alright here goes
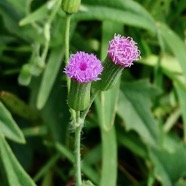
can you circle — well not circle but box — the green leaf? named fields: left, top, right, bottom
left=0, top=134, right=36, bottom=186
left=0, top=101, right=25, bottom=143
left=118, top=80, right=160, bottom=146
left=37, top=47, right=64, bottom=109
left=0, top=91, right=39, bottom=121
left=99, top=83, right=120, bottom=130
left=175, top=182, right=186, bottom=186
left=149, top=145, right=186, bottom=186
left=19, top=3, right=48, bottom=26
left=175, top=83, right=186, bottom=139
left=83, top=0, right=155, bottom=24
left=142, top=54, right=182, bottom=74
left=141, top=54, right=186, bottom=93
left=7, top=0, right=26, bottom=14
left=158, top=23, right=186, bottom=81
left=74, top=6, right=154, bottom=32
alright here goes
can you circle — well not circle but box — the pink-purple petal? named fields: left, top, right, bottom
left=64, top=51, right=103, bottom=83
left=108, top=34, right=141, bottom=67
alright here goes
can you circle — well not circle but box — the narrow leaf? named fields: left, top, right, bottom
left=0, top=101, right=25, bottom=143
left=0, top=134, right=36, bottom=186
left=37, top=47, right=64, bottom=109
left=174, top=83, right=186, bottom=139
left=0, top=91, right=39, bottom=121
left=19, top=4, right=48, bottom=26
left=158, top=23, right=186, bottom=81
left=74, top=5, right=156, bottom=32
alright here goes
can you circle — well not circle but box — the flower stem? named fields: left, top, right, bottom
left=64, top=13, right=76, bottom=124
left=65, top=13, right=71, bottom=92
left=75, top=111, right=82, bottom=186
left=73, top=90, right=100, bottom=186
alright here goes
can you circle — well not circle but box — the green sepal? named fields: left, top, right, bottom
left=62, top=0, right=81, bottom=14
left=93, top=56, right=124, bottom=91
left=68, top=79, right=90, bottom=111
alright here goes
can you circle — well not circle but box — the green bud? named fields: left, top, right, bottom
left=18, top=64, right=32, bottom=86
left=93, top=56, right=124, bottom=91
left=62, top=0, right=81, bottom=14
left=68, top=79, right=90, bottom=111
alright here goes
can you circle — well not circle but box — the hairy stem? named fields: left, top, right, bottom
left=75, top=111, right=82, bottom=186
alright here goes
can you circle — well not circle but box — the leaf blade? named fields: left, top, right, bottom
left=0, top=134, right=36, bottom=186
left=0, top=101, right=25, bottom=143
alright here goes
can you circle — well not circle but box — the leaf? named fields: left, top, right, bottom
left=0, top=91, right=39, bottom=121
left=74, top=6, right=155, bottom=32
left=0, top=0, right=41, bottom=41
left=84, top=0, right=154, bottom=19
left=174, top=83, right=186, bottom=139
left=149, top=145, right=186, bottom=186
left=118, top=80, right=160, bottom=146
left=0, top=101, right=25, bottom=143
left=7, top=0, right=26, bottom=14
left=141, top=54, right=186, bottom=93
left=99, top=83, right=120, bottom=130
left=19, top=3, right=48, bottom=26
left=37, top=46, right=64, bottom=109
left=142, top=54, right=182, bottom=74
left=157, top=23, right=186, bottom=81
left=0, top=134, right=36, bottom=186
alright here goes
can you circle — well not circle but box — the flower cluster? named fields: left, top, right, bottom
left=64, top=34, right=141, bottom=110
left=108, top=34, right=141, bottom=67
left=64, top=51, right=103, bottom=83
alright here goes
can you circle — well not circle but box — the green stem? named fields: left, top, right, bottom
left=75, top=111, right=82, bottom=186
left=65, top=13, right=71, bottom=92
left=64, top=13, right=76, bottom=124
left=73, top=90, right=100, bottom=186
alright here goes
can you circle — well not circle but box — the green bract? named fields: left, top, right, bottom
left=93, top=56, right=124, bottom=91
left=68, top=79, right=91, bottom=111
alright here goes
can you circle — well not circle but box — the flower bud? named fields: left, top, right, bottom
left=93, top=34, right=141, bottom=91
left=62, top=0, right=81, bottom=14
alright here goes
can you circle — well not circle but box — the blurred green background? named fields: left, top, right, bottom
left=0, top=0, right=186, bottom=185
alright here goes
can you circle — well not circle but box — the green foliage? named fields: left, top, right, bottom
left=0, top=101, right=25, bottom=143
left=1, top=0, right=186, bottom=185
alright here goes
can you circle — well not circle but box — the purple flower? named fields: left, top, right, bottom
left=108, top=34, right=141, bottom=67
left=64, top=51, right=103, bottom=83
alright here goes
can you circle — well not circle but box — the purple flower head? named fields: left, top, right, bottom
left=108, top=34, right=141, bottom=67
left=64, top=51, right=103, bottom=83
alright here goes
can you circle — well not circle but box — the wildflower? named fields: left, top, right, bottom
left=108, top=34, right=140, bottom=67
left=65, top=51, right=103, bottom=83
left=93, top=34, right=141, bottom=91
left=64, top=51, right=103, bottom=110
